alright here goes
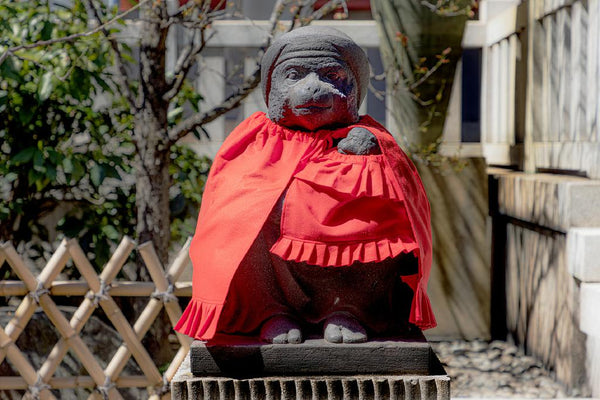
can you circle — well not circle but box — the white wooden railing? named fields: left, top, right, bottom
left=476, top=0, right=600, bottom=178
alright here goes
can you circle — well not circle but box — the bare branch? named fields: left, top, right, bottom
left=167, top=0, right=346, bottom=144
left=163, top=30, right=211, bottom=102
left=168, top=0, right=290, bottom=143
left=169, top=68, right=261, bottom=143
left=83, top=0, right=138, bottom=110
left=0, top=0, right=149, bottom=67
left=307, top=0, right=348, bottom=23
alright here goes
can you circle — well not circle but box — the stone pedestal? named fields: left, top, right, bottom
left=171, top=334, right=450, bottom=400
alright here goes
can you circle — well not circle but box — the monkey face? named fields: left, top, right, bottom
left=267, top=57, right=360, bottom=131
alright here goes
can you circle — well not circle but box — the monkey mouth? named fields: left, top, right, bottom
left=295, top=104, right=332, bottom=112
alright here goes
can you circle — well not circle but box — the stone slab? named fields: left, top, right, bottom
left=494, top=172, right=600, bottom=231
left=580, top=283, right=600, bottom=337
left=190, top=334, right=435, bottom=378
left=173, top=352, right=450, bottom=400
left=567, top=228, right=600, bottom=282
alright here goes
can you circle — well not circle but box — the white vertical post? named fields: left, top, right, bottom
left=490, top=43, right=500, bottom=143
left=556, top=9, right=569, bottom=142
left=441, top=59, right=462, bottom=144
left=545, top=17, right=555, bottom=143
left=595, top=0, right=600, bottom=142
left=499, top=39, right=509, bottom=145
left=508, top=35, right=518, bottom=146
left=480, top=45, right=489, bottom=145
left=196, top=49, right=226, bottom=144
left=243, top=56, right=266, bottom=118
left=570, top=2, right=583, bottom=142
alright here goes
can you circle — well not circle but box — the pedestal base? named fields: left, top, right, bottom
left=171, top=334, right=450, bottom=400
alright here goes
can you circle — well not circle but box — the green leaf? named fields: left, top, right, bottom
left=71, top=160, right=85, bottom=182
left=90, top=163, right=106, bottom=187
left=38, top=71, right=54, bottom=101
left=33, top=149, right=45, bottom=172
left=62, top=157, right=74, bottom=174
left=101, top=225, right=120, bottom=241
left=4, top=172, right=18, bottom=182
left=167, top=107, right=184, bottom=123
left=40, top=21, right=54, bottom=41
left=46, top=164, right=57, bottom=181
left=12, top=147, right=35, bottom=164
left=0, top=55, right=21, bottom=82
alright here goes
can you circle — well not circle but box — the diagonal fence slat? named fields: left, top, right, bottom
left=68, top=240, right=164, bottom=386
left=0, top=242, right=53, bottom=367
left=105, top=239, right=193, bottom=399
left=0, top=328, right=56, bottom=400
left=1, top=242, right=125, bottom=400
left=37, top=238, right=135, bottom=385
left=139, top=240, right=193, bottom=347
left=0, top=238, right=194, bottom=399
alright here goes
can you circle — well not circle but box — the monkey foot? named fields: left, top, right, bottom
left=260, top=315, right=303, bottom=344
left=324, top=313, right=368, bottom=344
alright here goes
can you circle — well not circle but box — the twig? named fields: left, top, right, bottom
left=84, top=0, right=139, bottom=110
left=0, top=0, right=150, bottom=67
left=167, top=0, right=346, bottom=143
left=167, top=0, right=289, bottom=143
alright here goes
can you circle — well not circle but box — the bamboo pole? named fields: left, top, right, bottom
left=0, top=244, right=43, bottom=366
left=67, top=240, right=163, bottom=386
left=37, top=239, right=71, bottom=290
left=2, top=242, right=125, bottom=400
left=104, top=240, right=193, bottom=390
left=0, top=375, right=155, bottom=390
left=0, top=237, right=195, bottom=397
left=0, top=295, right=37, bottom=366
left=0, top=248, right=6, bottom=269
left=0, top=329, right=56, bottom=400
left=139, top=242, right=193, bottom=347
left=0, top=281, right=192, bottom=297
left=37, top=238, right=137, bottom=396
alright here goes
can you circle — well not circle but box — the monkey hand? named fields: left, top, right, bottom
left=337, top=127, right=381, bottom=155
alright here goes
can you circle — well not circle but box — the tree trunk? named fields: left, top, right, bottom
left=134, top=3, right=171, bottom=268
left=371, top=0, right=469, bottom=148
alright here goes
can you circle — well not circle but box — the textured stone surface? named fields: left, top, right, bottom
left=496, top=172, right=600, bottom=231
left=173, top=352, right=450, bottom=400
left=580, top=283, right=600, bottom=336
left=567, top=228, right=600, bottom=282
left=585, top=334, right=600, bottom=397
left=190, top=335, right=433, bottom=377
left=416, top=158, right=490, bottom=340
left=505, top=223, right=589, bottom=394
left=432, top=340, right=576, bottom=397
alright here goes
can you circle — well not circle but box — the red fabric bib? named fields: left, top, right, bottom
left=174, top=112, right=436, bottom=340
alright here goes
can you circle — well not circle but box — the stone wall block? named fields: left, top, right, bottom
left=496, top=172, right=600, bottom=231
left=567, top=228, right=600, bottom=281
left=580, top=283, right=600, bottom=336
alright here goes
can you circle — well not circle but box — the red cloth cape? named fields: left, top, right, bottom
left=174, top=112, right=436, bottom=340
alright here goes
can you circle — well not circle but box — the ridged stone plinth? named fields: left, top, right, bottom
left=171, top=335, right=450, bottom=400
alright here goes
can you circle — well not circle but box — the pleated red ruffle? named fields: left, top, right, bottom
left=173, top=298, right=224, bottom=341
left=294, top=152, right=401, bottom=199
left=270, top=236, right=419, bottom=267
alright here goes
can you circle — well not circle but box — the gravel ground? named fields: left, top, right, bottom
left=431, top=340, right=580, bottom=398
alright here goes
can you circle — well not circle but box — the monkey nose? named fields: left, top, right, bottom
left=297, top=73, right=331, bottom=105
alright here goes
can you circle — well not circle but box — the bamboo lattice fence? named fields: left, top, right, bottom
left=0, top=236, right=194, bottom=400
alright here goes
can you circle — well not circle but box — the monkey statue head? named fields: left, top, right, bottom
left=261, top=26, right=370, bottom=131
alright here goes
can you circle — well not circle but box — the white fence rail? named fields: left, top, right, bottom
left=480, top=0, right=600, bottom=177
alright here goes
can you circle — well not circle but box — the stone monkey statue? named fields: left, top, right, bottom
left=175, top=26, right=436, bottom=344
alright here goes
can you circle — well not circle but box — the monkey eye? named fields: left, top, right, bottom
left=285, top=70, right=300, bottom=80
left=324, top=71, right=341, bottom=81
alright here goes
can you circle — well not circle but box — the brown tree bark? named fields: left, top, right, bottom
left=134, top=2, right=171, bottom=267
